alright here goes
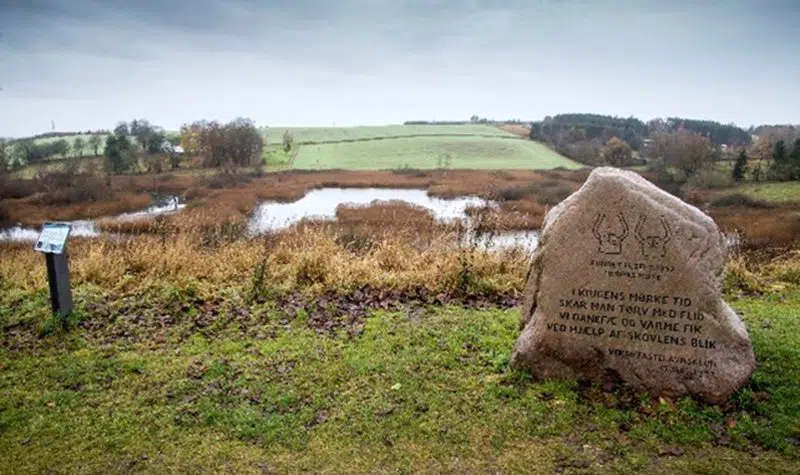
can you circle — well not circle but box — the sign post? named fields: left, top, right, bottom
left=34, top=222, right=73, bottom=317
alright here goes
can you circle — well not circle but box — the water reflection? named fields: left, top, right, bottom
left=462, top=230, right=540, bottom=251
left=117, top=196, right=185, bottom=220
left=0, top=189, right=542, bottom=252
left=248, top=188, right=488, bottom=234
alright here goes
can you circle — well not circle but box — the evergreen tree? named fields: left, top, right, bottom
left=104, top=134, right=134, bottom=174
left=769, top=140, right=791, bottom=180
left=773, top=140, right=787, bottom=165
left=789, top=139, right=800, bottom=180
left=732, top=149, right=748, bottom=182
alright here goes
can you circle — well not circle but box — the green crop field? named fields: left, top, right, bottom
left=263, top=124, right=515, bottom=144
left=290, top=134, right=579, bottom=170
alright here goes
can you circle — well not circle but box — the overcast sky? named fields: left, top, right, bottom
left=0, top=0, right=798, bottom=137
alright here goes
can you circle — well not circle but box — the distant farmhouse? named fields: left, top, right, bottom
left=160, top=141, right=184, bottom=155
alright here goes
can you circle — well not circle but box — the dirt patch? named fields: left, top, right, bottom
left=274, top=286, right=522, bottom=337
left=496, top=124, right=532, bottom=139
left=1, top=287, right=522, bottom=350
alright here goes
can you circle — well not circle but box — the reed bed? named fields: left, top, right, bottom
left=0, top=223, right=531, bottom=299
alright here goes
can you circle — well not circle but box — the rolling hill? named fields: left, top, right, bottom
left=265, top=125, right=578, bottom=170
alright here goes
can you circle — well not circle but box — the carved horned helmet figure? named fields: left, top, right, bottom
left=634, top=215, right=672, bottom=258
left=592, top=213, right=629, bottom=255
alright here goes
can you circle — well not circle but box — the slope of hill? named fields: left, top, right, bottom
left=262, top=124, right=514, bottom=144
left=291, top=134, right=577, bottom=170
left=8, top=125, right=576, bottom=171
left=266, top=125, right=577, bottom=170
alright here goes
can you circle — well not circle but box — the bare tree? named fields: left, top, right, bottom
left=182, top=118, right=264, bottom=172
left=647, top=130, right=715, bottom=177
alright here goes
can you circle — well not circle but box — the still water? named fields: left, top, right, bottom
left=0, top=189, right=540, bottom=251
left=247, top=188, right=489, bottom=233
left=0, top=196, right=185, bottom=242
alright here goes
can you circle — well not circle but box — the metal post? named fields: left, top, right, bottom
left=45, top=252, right=73, bottom=317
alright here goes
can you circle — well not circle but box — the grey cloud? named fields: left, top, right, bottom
left=0, top=1, right=798, bottom=136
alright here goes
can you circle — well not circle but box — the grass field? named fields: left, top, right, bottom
left=263, top=124, right=578, bottom=170
left=0, top=229, right=798, bottom=473
left=10, top=125, right=574, bottom=171
left=292, top=135, right=579, bottom=170
left=262, top=124, right=516, bottom=144
left=1, top=156, right=799, bottom=472
left=731, top=181, right=800, bottom=203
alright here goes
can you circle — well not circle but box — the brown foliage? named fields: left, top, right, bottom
left=5, top=192, right=153, bottom=226
left=710, top=206, right=800, bottom=250
left=180, top=118, right=263, bottom=170
left=602, top=137, right=634, bottom=167
left=0, top=177, right=38, bottom=200
left=496, top=124, right=531, bottom=138
left=647, top=130, right=715, bottom=177
left=335, top=201, right=436, bottom=228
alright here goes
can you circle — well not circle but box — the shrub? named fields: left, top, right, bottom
left=497, top=183, right=536, bottom=201
left=686, top=166, right=735, bottom=189
left=535, top=183, right=573, bottom=206
left=723, top=255, right=766, bottom=295
left=0, top=202, right=9, bottom=227
left=391, top=168, right=429, bottom=178
left=0, top=177, right=38, bottom=199
left=497, top=179, right=575, bottom=206
left=31, top=172, right=112, bottom=205
left=204, top=172, right=252, bottom=189
left=710, top=193, right=774, bottom=209
left=767, top=251, right=800, bottom=285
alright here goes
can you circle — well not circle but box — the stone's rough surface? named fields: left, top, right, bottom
left=510, top=167, right=755, bottom=404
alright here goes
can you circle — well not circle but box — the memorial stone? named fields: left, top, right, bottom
left=510, top=167, right=755, bottom=404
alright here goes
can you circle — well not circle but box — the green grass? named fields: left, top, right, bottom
left=292, top=135, right=579, bottom=170
left=0, top=284, right=798, bottom=473
left=731, top=181, right=800, bottom=203
left=29, top=134, right=109, bottom=159
left=263, top=124, right=516, bottom=144
left=265, top=124, right=580, bottom=171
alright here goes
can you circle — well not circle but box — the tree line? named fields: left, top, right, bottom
left=101, top=118, right=264, bottom=175
left=1, top=117, right=265, bottom=177
left=733, top=139, right=800, bottom=183
left=2, top=135, right=106, bottom=165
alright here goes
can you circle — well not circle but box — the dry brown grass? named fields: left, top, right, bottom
left=495, top=124, right=531, bottom=138
left=710, top=206, right=800, bottom=250
left=9, top=166, right=799, bottom=256
left=110, top=173, right=199, bottom=195
left=4, top=192, right=152, bottom=226
left=0, top=225, right=530, bottom=297
left=465, top=199, right=546, bottom=231
left=3, top=168, right=577, bottom=233
left=335, top=201, right=437, bottom=228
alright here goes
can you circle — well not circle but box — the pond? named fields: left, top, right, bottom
left=0, top=189, right=541, bottom=251
left=0, top=195, right=185, bottom=242
left=246, top=188, right=540, bottom=251
left=247, top=188, right=489, bottom=234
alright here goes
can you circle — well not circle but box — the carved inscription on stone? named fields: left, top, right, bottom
left=511, top=167, right=755, bottom=404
